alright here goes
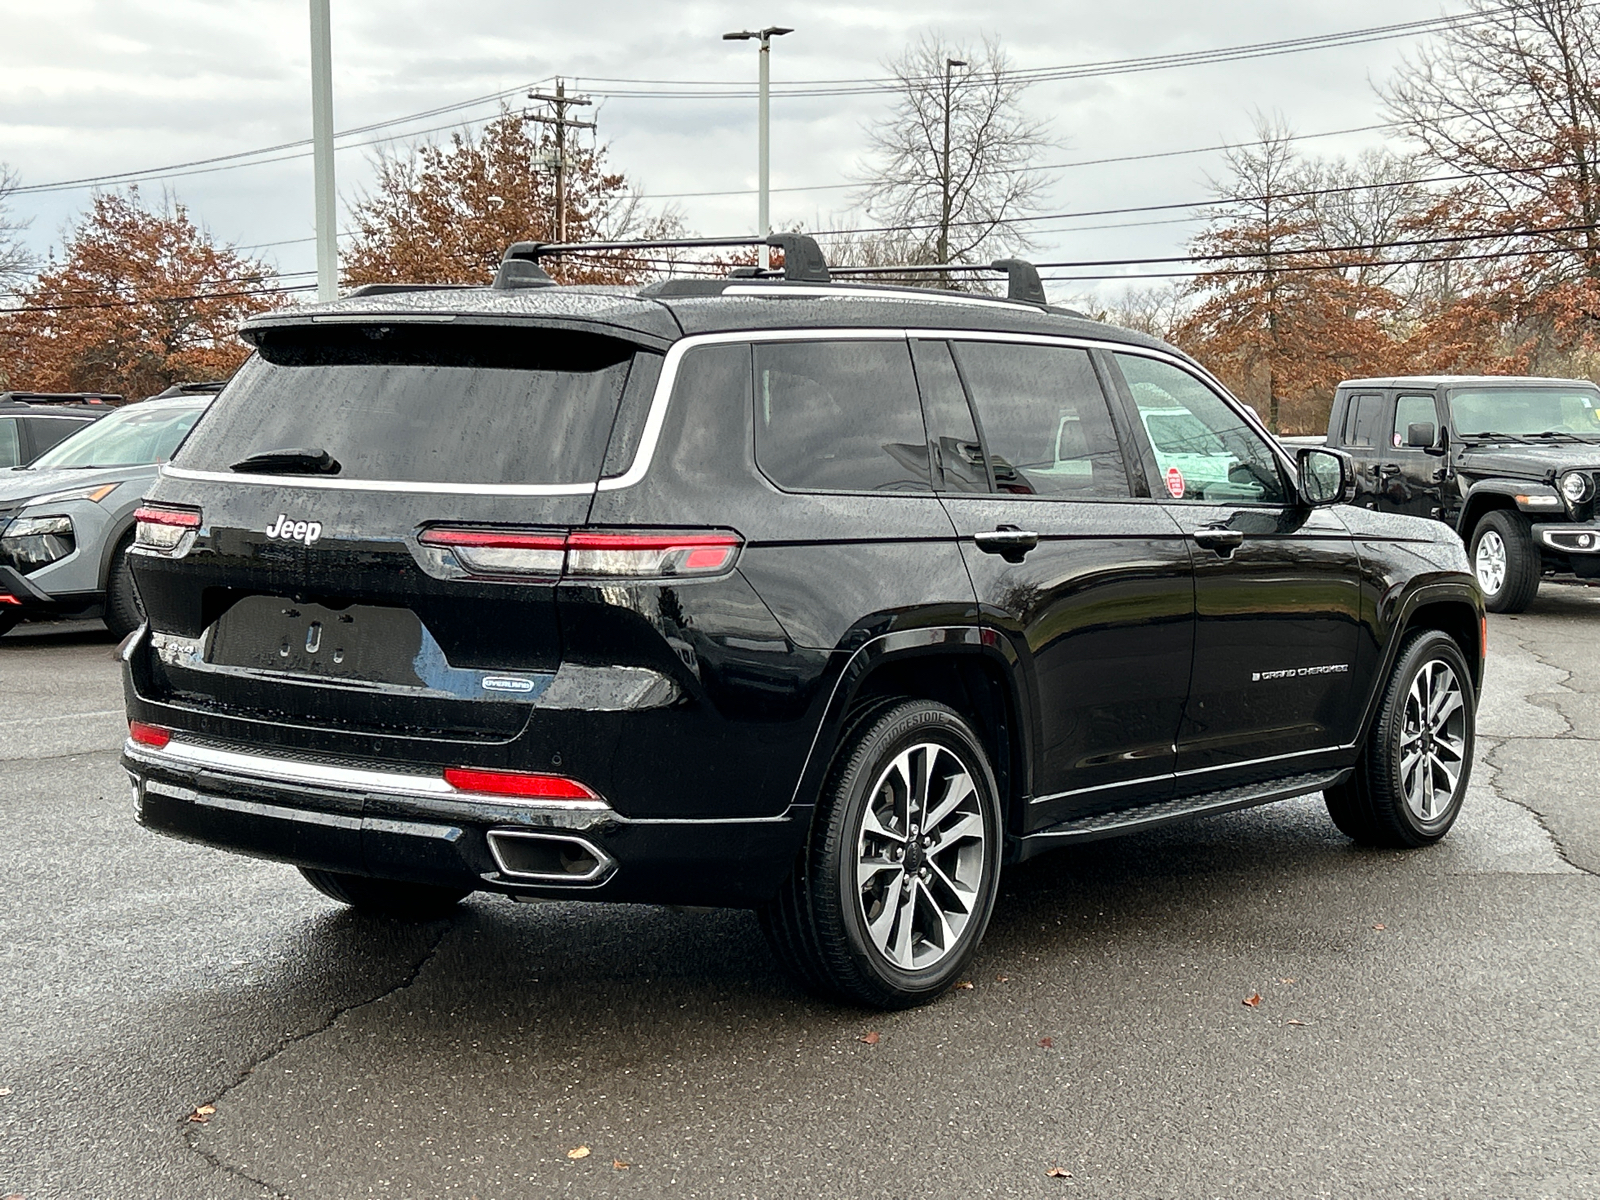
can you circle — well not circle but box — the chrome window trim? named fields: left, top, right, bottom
left=125, top=738, right=613, bottom=812
left=161, top=325, right=1271, bottom=497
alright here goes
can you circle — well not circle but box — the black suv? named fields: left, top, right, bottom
left=121, top=237, right=1484, bottom=1008
left=1326, top=374, right=1600, bottom=612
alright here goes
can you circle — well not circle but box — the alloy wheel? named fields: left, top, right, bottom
left=1399, top=659, right=1468, bottom=821
left=1475, top=530, right=1507, bottom=595
left=855, top=742, right=987, bottom=971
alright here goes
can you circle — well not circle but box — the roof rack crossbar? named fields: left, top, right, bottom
left=827, top=258, right=1048, bottom=306
left=499, top=233, right=832, bottom=284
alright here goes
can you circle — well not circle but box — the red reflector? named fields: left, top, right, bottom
left=1481, top=615, right=1488, bottom=658
left=419, top=528, right=566, bottom=551
left=133, top=506, right=201, bottom=528
left=442, top=767, right=599, bottom=801
left=128, top=721, right=171, bottom=748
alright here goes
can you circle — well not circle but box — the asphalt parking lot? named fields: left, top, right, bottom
left=3, top=592, right=1599, bottom=1200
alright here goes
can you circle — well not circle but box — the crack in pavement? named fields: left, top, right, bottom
left=182, top=921, right=454, bottom=1198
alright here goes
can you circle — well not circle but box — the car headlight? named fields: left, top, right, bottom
left=21, top=482, right=118, bottom=508
left=0, top=514, right=76, bottom=573
left=1559, top=470, right=1594, bottom=504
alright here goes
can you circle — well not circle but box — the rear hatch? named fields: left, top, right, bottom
left=131, top=319, right=656, bottom=744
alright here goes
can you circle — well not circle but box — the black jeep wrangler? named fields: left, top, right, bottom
left=1326, top=374, right=1600, bottom=612
left=121, top=236, right=1483, bottom=1008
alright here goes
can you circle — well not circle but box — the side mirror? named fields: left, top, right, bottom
left=1297, top=446, right=1356, bottom=507
left=1406, top=421, right=1441, bottom=451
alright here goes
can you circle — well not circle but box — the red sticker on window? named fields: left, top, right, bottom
left=1165, top=466, right=1185, bottom=499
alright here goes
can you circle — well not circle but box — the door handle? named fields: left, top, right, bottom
left=1192, top=526, right=1245, bottom=556
left=973, top=527, right=1040, bottom=562
left=1378, top=463, right=1401, bottom=476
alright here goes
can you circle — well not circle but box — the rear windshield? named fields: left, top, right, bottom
left=174, top=325, right=638, bottom=485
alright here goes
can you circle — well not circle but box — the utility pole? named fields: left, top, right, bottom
left=309, top=0, right=337, bottom=301
left=525, top=80, right=595, bottom=243
left=724, top=27, right=793, bottom=270
left=938, top=56, right=966, bottom=288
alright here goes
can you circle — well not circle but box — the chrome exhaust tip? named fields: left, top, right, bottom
left=487, top=829, right=615, bottom=885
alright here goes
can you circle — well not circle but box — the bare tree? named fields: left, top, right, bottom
left=854, top=34, right=1053, bottom=275
left=1383, top=0, right=1600, bottom=281
left=1098, top=283, right=1192, bottom=343
left=0, top=165, right=36, bottom=290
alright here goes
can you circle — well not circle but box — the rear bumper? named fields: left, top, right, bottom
left=123, top=737, right=808, bottom=908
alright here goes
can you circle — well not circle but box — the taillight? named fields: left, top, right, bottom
left=134, top=505, right=201, bottom=553
left=565, top=531, right=741, bottom=578
left=418, top=527, right=742, bottom=580
left=128, top=720, right=172, bottom=749
left=418, top=528, right=566, bottom=576
left=442, top=767, right=601, bottom=802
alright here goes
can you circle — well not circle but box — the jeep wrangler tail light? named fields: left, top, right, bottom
left=134, top=506, right=201, bottom=554
left=418, top=527, right=742, bottom=580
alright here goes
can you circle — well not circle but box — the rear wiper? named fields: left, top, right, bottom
left=230, top=447, right=342, bottom=475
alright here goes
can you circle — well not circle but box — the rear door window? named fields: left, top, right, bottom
left=949, top=341, right=1130, bottom=498
left=1342, top=392, right=1386, bottom=448
left=174, top=325, right=639, bottom=486
left=0, top=418, right=18, bottom=467
left=753, top=339, right=931, bottom=493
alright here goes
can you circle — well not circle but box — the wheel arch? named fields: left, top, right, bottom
left=1357, top=582, right=1485, bottom=745
left=787, top=628, right=1034, bottom=840
left=96, top=511, right=139, bottom=592
left=1458, top=482, right=1528, bottom=539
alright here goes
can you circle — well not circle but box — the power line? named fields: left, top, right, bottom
left=3, top=9, right=1501, bottom=198
left=1039, top=244, right=1583, bottom=282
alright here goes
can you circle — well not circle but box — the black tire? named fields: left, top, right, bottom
left=103, top=537, right=144, bottom=638
left=1325, top=629, right=1476, bottom=848
left=1469, top=509, right=1540, bottom=613
left=299, top=868, right=469, bottom=920
left=758, top=699, right=1003, bottom=1009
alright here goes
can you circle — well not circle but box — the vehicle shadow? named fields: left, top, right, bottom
left=1, top=618, right=117, bottom=647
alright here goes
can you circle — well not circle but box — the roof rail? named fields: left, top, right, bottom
left=828, top=258, right=1049, bottom=307
left=493, top=232, right=832, bottom=288
left=0, top=391, right=125, bottom=407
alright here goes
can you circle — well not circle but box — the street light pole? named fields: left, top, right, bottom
left=939, top=56, right=967, bottom=287
left=724, top=26, right=793, bottom=271
left=309, top=0, right=337, bottom=301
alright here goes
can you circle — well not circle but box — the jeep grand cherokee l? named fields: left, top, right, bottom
left=120, top=237, right=1484, bottom=1009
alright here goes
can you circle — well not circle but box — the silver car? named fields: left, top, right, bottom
left=0, top=389, right=215, bottom=638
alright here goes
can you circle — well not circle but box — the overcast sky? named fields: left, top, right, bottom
left=0, top=0, right=1461, bottom=305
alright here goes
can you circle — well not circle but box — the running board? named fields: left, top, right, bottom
left=1016, top=769, right=1349, bottom=857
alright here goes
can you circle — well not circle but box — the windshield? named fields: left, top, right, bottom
left=30, top=403, right=206, bottom=469
left=1448, top=387, right=1600, bottom=438
left=174, top=325, right=639, bottom=486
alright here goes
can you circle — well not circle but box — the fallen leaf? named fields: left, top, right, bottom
left=1285, top=1019, right=1309, bottom=1027
left=0, top=1087, right=11, bottom=1096
left=3, top=1192, right=24, bottom=1200
left=1242, top=993, right=1262, bottom=1008
left=859, top=1031, right=880, bottom=1045
left=1046, top=1166, right=1073, bottom=1178
left=613, top=1160, right=631, bottom=1170
left=186, top=1104, right=216, bottom=1124
left=567, top=1146, right=591, bottom=1160
left=953, top=980, right=974, bottom=990
left=996, top=974, right=1011, bottom=983
left=1038, top=1036, right=1054, bottom=1049
left=1372, top=923, right=1386, bottom=931
left=1278, top=977, right=1297, bottom=985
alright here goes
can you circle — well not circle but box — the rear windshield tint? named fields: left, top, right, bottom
left=174, top=325, right=638, bottom=486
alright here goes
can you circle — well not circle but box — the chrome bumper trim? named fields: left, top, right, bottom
left=124, top=738, right=612, bottom=813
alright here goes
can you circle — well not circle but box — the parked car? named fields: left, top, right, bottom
left=0, top=392, right=122, bottom=468
left=120, top=240, right=1482, bottom=1008
left=0, top=384, right=221, bottom=638
left=1325, top=375, right=1600, bottom=611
